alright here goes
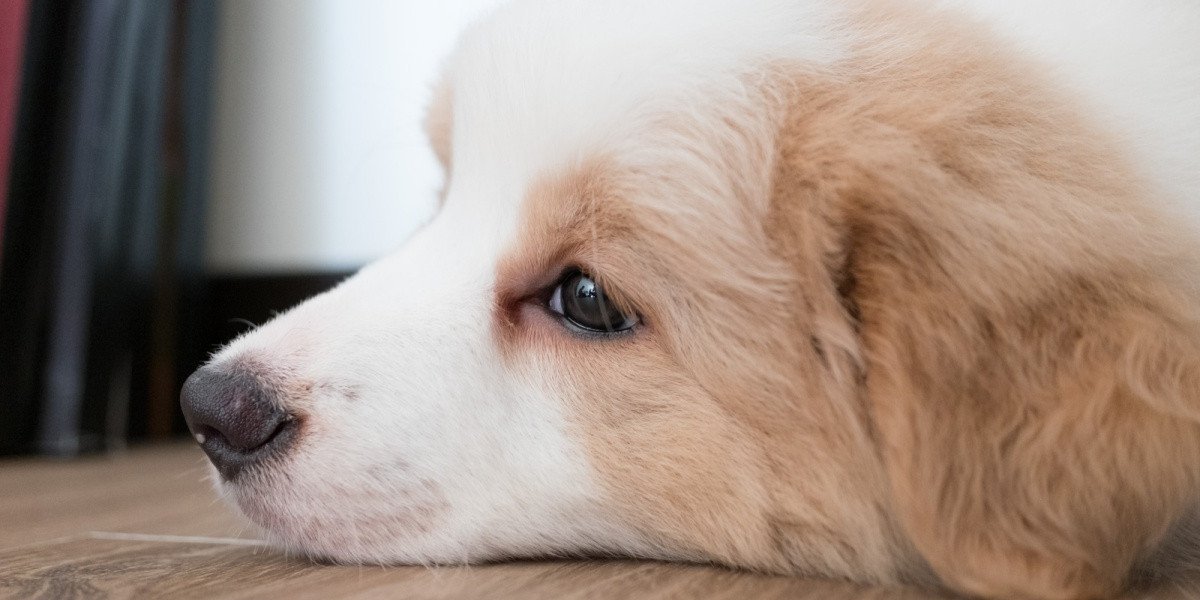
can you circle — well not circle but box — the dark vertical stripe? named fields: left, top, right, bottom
left=39, top=0, right=173, bottom=454
left=0, top=1, right=80, bottom=456
left=145, top=0, right=218, bottom=439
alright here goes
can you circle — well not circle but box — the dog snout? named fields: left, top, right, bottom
left=179, top=365, right=296, bottom=480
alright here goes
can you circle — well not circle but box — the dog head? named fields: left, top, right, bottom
left=182, top=1, right=1200, bottom=597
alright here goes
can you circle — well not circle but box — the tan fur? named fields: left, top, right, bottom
left=829, top=6, right=1200, bottom=598
left=466, top=3, right=1200, bottom=599
left=496, top=155, right=903, bottom=581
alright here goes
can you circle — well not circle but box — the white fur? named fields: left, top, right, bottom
left=205, top=0, right=1199, bottom=571
left=445, top=0, right=850, bottom=189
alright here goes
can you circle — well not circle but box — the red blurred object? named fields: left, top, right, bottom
left=0, top=0, right=30, bottom=253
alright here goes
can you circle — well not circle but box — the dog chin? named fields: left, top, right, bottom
left=220, top=464, right=452, bottom=565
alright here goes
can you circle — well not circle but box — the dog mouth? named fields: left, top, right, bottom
left=227, top=467, right=453, bottom=563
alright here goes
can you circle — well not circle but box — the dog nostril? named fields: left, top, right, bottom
left=179, top=365, right=296, bottom=479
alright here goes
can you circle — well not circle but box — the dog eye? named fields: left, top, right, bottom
left=548, top=270, right=638, bottom=334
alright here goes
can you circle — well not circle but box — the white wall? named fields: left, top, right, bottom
left=206, top=0, right=502, bottom=273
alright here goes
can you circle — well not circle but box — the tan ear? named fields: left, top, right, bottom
left=764, top=13, right=1200, bottom=594
left=775, top=153, right=1200, bottom=597
left=827, top=124, right=1200, bottom=598
left=854, top=203, right=1200, bottom=597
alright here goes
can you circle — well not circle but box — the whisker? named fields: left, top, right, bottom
left=229, top=317, right=259, bottom=331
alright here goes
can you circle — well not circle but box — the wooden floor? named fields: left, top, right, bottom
left=0, top=443, right=1191, bottom=599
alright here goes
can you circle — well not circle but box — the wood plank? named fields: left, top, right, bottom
left=0, top=535, right=944, bottom=600
left=0, top=444, right=247, bottom=550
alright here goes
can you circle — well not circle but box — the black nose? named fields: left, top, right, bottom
left=179, top=365, right=296, bottom=480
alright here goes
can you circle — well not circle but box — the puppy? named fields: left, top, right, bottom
left=180, top=0, right=1200, bottom=597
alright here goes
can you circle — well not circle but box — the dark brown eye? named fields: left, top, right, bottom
left=548, top=270, right=638, bottom=334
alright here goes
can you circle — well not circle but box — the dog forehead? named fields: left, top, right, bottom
left=441, top=0, right=850, bottom=186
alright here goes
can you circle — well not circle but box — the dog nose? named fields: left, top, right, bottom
left=179, top=365, right=295, bottom=479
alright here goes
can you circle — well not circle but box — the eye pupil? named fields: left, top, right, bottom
left=555, top=271, right=637, bottom=333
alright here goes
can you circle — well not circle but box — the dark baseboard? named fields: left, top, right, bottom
left=200, top=271, right=355, bottom=356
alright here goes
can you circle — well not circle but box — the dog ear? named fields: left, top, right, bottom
left=851, top=195, right=1200, bottom=598
left=837, top=131, right=1200, bottom=599
left=772, top=65, right=1200, bottom=596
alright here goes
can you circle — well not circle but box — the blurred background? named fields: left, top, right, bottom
left=0, top=0, right=501, bottom=456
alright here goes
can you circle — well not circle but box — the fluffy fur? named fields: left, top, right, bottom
left=195, top=0, right=1200, bottom=598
